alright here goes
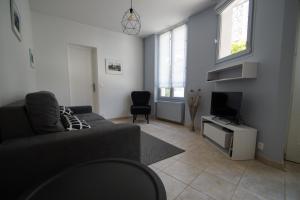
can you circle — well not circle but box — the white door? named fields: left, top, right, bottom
left=68, top=44, right=97, bottom=110
left=286, top=10, right=300, bottom=163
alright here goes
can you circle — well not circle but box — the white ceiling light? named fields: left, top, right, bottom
left=121, top=0, right=141, bottom=35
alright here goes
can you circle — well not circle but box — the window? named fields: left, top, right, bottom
left=159, top=25, right=187, bottom=99
left=216, top=0, right=253, bottom=61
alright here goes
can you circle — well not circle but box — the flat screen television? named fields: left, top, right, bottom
left=210, top=92, right=243, bottom=122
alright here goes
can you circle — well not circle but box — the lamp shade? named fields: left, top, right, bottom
left=121, top=8, right=141, bottom=35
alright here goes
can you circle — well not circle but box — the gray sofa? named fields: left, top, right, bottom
left=0, top=92, right=141, bottom=200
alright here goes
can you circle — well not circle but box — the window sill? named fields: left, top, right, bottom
left=157, top=97, right=185, bottom=103
left=216, top=48, right=252, bottom=64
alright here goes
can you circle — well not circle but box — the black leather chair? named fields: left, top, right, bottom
left=130, top=91, right=151, bottom=124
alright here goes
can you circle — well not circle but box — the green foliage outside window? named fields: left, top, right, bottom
left=160, top=88, right=171, bottom=97
left=164, top=88, right=171, bottom=97
left=231, top=41, right=247, bottom=54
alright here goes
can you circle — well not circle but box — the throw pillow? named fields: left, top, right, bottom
left=61, top=114, right=91, bottom=131
left=26, top=91, right=65, bottom=134
left=59, top=106, right=74, bottom=116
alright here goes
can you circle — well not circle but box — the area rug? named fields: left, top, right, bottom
left=140, top=131, right=185, bottom=165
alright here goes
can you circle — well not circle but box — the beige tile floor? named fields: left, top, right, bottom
left=112, top=118, right=300, bottom=200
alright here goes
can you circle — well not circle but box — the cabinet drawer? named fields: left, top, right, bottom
left=203, top=123, right=232, bottom=148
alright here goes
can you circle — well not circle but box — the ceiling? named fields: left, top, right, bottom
left=29, top=0, right=219, bottom=37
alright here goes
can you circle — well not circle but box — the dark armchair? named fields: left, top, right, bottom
left=130, top=91, right=151, bottom=124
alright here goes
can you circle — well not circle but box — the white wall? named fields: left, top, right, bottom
left=32, top=11, right=144, bottom=119
left=0, top=0, right=36, bottom=106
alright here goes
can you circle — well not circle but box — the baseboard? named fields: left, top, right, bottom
left=256, top=153, right=285, bottom=171
left=109, top=116, right=131, bottom=121
left=110, top=115, right=156, bottom=121
left=156, top=117, right=184, bottom=125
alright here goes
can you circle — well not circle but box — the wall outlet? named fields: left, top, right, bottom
left=257, top=142, right=264, bottom=151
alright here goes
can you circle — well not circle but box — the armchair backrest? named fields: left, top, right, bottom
left=131, top=91, right=151, bottom=106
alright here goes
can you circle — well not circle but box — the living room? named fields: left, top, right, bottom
left=0, top=0, right=299, bottom=200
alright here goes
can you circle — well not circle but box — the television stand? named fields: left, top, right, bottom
left=201, top=116, right=257, bottom=160
left=212, top=116, right=234, bottom=125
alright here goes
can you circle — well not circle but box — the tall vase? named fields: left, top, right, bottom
left=188, top=89, right=201, bottom=132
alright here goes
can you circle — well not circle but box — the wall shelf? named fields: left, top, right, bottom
left=207, top=62, right=258, bottom=82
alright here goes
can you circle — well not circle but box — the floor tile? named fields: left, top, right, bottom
left=239, top=162, right=284, bottom=200
left=232, top=186, right=266, bottom=200
left=163, top=160, right=205, bottom=184
left=156, top=171, right=187, bottom=200
left=205, top=158, right=246, bottom=184
left=151, top=156, right=179, bottom=170
left=178, top=151, right=216, bottom=169
left=191, top=172, right=236, bottom=200
left=285, top=163, right=300, bottom=200
left=148, top=164, right=160, bottom=172
left=176, top=186, right=214, bottom=200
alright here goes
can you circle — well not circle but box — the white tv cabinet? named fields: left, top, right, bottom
left=201, top=116, right=257, bottom=160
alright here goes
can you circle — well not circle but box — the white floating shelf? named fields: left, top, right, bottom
left=207, top=62, right=258, bottom=82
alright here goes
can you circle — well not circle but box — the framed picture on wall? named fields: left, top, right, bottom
left=10, top=0, right=22, bottom=41
left=105, top=59, right=123, bottom=75
left=29, top=48, right=35, bottom=68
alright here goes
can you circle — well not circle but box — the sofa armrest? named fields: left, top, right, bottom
left=0, top=124, right=141, bottom=199
left=69, top=106, right=92, bottom=114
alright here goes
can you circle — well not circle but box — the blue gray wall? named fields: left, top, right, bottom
left=144, top=0, right=298, bottom=163
left=144, top=35, right=158, bottom=116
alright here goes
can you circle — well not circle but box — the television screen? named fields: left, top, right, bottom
left=210, top=92, right=243, bottom=120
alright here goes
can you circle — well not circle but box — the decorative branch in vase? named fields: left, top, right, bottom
left=188, top=89, right=201, bottom=132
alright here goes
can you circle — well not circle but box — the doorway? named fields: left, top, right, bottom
left=67, top=44, right=99, bottom=113
left=286, top=7, right=300, bottom=163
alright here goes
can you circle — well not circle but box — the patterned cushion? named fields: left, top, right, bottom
left=59, top=106, right=74, bottom=116
left=61, top=114, right=91, bottom=131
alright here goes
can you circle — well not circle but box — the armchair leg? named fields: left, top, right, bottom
left=145, top=114, right=149, bottom=124
left=133, top=115, right=135, bottom=123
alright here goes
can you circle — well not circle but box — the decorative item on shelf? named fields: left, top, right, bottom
left=105, top=59, right=123, bottom=75
left=10, top=0, right=22, bottom=41
left=187, top=89, right=201, bottom=132
left=121, top=0, right=141, bottom=35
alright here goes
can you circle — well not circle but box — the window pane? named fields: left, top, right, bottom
left=160, top=88, right=171, bottom=97
left=174, top=88, right=184, bottom=98
left=159, top=32, right=171, bottom=88
left=172, top=25, right=187, bottom=90
left=218, top=0, right=249, bottom=59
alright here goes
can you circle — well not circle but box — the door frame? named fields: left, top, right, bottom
left=66, top=43, right=100, bottom=113
left=285, top=3, right=300, bottom=163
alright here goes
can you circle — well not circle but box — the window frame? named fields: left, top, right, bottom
left=215, top=0, right=254, bottom=63
left=158, top=24, right=187, bottom=101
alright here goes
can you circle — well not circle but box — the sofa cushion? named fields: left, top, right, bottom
left=75, top=113, right=105, bottom=122
left=61, top=114, right=91, bottom=131
left=88, top=119, right=114, bottom=128
left=26, top=91, right=65, bottom=134
left=59, top=106, right=74, bottom=116
left=0, top=100, right=35, bottom=141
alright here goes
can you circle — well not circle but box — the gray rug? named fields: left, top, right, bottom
left=140, top=132, right=185, bottom=165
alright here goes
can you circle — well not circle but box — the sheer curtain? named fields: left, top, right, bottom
left=172, top=25, right=187, bottom=97
left=159, top=32, right=171, bottom=88
left=158, top=25, right=187, bottom=98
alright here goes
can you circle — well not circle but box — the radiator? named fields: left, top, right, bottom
left=156, top=101, right=185, bottom=123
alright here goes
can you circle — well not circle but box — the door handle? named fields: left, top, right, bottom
left=92, top=83, right=96, bottom=93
